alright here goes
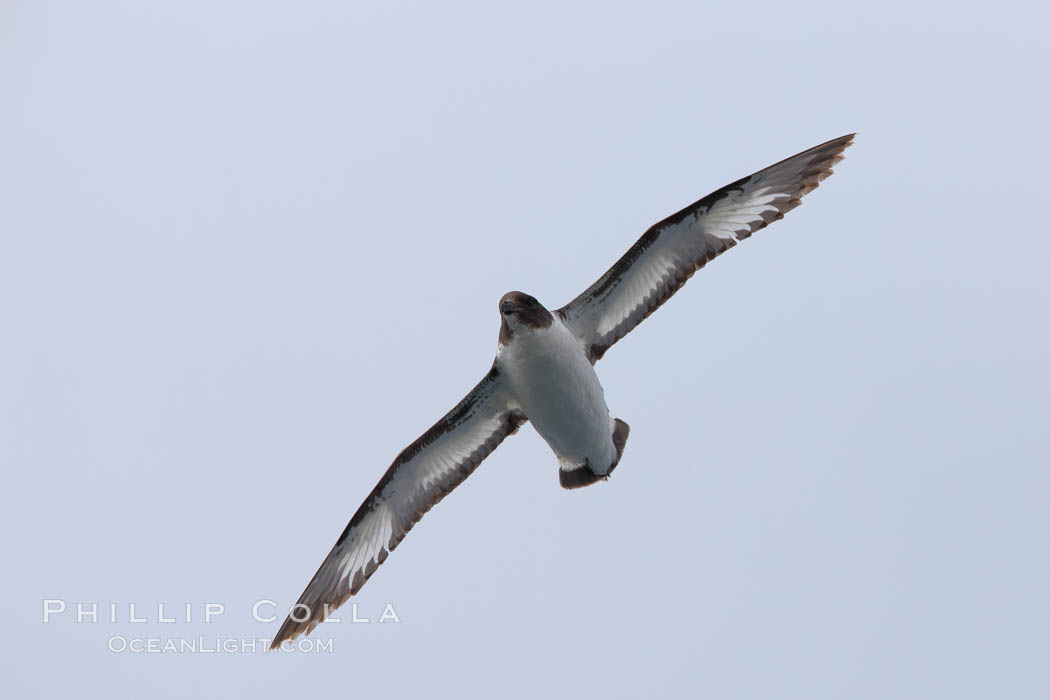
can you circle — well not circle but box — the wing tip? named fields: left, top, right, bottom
left=789, top=131, right=855, bottom=193
left=725, top=133, right=852, bottom=242
left=269, top=586, right=353, bottom=650
left=269, top=611, right=322, bottom=650
left=824, top=132, right=857, bottom=151
left=803, top=132, right=855, bottom=170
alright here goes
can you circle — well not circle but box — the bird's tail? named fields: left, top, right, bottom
left=559, top=418, right=630, bottom=489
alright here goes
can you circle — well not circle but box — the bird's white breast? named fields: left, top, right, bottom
left=498, top=316, right=617, bottom=471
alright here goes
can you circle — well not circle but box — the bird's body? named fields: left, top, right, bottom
left=270, top=134, right=855, bottom=649
left=496, top=296, right=625, bottom=486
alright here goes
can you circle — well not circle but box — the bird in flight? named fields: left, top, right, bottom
left=271, top=134, right=854, bottom=648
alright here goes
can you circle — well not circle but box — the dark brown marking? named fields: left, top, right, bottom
left=559, top=459, right=602, bottom=489
left=610, top=417, right=630, bottom=469
left=559, top=417, right=630, bottom=489
left=499, top=291, right=553, bottom=331
left=499, top=317, right=514, bottom=345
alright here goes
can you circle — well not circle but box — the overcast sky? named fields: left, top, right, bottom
left=2, top=1, right=1048, bottom=698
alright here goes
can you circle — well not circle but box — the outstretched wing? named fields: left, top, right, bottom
left=558, top=134, right=854, bottom=362
left=271, top=364, right=525, bottom=648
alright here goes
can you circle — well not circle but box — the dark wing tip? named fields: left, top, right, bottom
left=269, top=609, right=321, bottom=651
left=793, top=132, right=855, bottom=177
left=270, top=619, right=308, bottom=650
left=805, top=132, right=855, bottom=180
left=732, top=132, right=854, bottom=241
left=269, top=588, right=351, bottom=650
left=815, top=132, right=856, bottom=153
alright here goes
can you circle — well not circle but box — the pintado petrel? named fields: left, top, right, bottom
left=271, top=134, right=854, bottom=648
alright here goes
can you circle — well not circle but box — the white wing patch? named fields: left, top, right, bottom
left=701, top=186, right=786, bottom=239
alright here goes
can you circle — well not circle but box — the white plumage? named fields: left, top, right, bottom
left=499, top=312, right=617, bottom=475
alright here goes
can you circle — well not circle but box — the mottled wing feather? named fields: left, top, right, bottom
left=270, top=365, right=525, bottom=649
left=559, top=134, right=854, bottom=362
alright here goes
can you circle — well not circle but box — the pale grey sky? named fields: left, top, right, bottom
left=2, top=1, right=1048, bottom=698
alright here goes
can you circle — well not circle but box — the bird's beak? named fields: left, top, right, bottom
left=500, top=300, right=518, bottom=315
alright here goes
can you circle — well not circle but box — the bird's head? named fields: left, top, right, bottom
left=499, top=291, right=553, bottom=343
